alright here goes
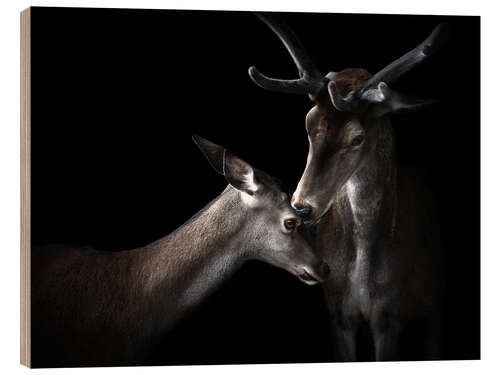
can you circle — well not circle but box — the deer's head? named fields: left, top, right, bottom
left=193, top=135, right=330, bottom=285
left=249, top=13, right=448, bottom=222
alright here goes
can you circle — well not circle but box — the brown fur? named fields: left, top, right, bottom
left=293, top=70, right=444, bottom=360
left=31, top=154, right=327, bottom=367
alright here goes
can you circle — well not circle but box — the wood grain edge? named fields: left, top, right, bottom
left=20, top=7, right=31, bottom=368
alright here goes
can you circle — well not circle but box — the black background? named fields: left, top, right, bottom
left=31, top=7, right=480, bottom=365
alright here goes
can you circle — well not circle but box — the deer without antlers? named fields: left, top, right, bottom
left=249, top=12, right=448, bottom=361
left=31, top=136, right=330, bottom=367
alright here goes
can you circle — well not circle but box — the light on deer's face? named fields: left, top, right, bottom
left=248, top=176, right=330, bottom=285
left=193, top=135, right=330, bottom=285
left=292, top=103, right=369, bottom=223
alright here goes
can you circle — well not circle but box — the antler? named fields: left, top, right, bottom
left=248, top=12, right=327, bottom=100
left=359, top=23, right=450, bottom=99
left=250, top=13, right=449, bottom=112
left=330, top=23, right=451, bottom=111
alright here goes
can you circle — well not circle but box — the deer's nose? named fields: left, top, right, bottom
left=292, top=203, right=313, bottom=219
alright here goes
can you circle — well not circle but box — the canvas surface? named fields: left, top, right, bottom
left=28, top=7, right=479, bottom=367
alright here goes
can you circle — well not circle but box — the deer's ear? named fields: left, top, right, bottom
left=193, top=135, right=225, bottom=174
left=364, top=82, right=440, bottom=118
left=193, top=135, right=259, bottom=195
left=222, top=152, right=259, bottom=195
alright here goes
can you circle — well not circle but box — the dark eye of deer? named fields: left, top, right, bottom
left=284, top=218, right=297, bottom=230
left=351, top=135, right=364, bottom=147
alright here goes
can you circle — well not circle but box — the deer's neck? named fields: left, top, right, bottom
left=342, top=117, right=398, bottom=245
left=136, top=186, right=250, bottom=336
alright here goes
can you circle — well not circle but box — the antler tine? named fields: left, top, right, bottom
left=358, top=22, right=451, bottom=100
left=247, top=69, right=322, bottom=95
left=248, top=12, right=327, bottom=99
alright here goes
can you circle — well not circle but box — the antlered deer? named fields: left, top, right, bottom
left=249, top=13, right=448, bottom=361
left=31, top=136, right=330, bottom=367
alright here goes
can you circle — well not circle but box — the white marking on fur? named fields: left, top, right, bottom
left=243, top=168, right=259, bottom=194
left=240, top=191, right=260, bottom=208
left=237, top=167, right=261, bottom=208
left=349, top=248, right=371, bottom=318
left=346, top=179, right=372, bottom=317
left=293, top=137, right=313, bottom=204
left=345, top=180, right=363, bottom=224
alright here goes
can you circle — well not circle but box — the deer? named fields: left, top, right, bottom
left=31, top=135, right=331, bottom=367
left=248, top=13, right=448, bottom=361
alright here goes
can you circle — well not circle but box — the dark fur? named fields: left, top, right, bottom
left=247, top=14, right=446, bottom=360
left=296, top=71, right=445, bottom=361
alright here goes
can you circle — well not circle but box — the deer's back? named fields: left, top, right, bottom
left=31, top=244, right=153, bottom=366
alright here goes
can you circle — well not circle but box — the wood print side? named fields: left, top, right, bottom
left=20, top=7, right=31, bottom=368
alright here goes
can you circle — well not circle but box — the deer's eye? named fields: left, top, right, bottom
left=351, top=135, right=364, bottom=147
left=284, top=218, right=298, bottom=230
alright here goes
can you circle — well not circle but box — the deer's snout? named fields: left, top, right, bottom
left=299, top=261, right=330, bottom=285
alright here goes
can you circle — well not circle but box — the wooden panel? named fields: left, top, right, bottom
left=20, top=7, right=31, bottom=368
